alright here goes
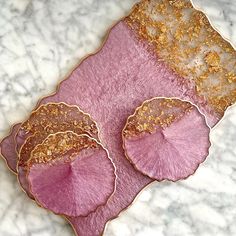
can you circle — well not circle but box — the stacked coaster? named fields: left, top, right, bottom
left=6, top=103, right=116, bottom=218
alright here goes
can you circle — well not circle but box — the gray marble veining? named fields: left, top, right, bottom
left=0, top=0, right=236, bottom=235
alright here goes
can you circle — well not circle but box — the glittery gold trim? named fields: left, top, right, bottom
left=126, top=0, right=236, bottom=116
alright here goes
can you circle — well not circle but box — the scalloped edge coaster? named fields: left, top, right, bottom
left=122, top=97, right=211, bottom=181
left=26, top=131, right=116, bottom=218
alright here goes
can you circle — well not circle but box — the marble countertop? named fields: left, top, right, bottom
left=0, top=0, right=236, bottom=235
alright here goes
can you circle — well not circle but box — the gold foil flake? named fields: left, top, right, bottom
left=126, top=0, right=236, bottom=115
left=226, top=72, right=236, bottom=83
left=20, top=103, right=99, bottom=139
left=169, top=0, right=192, bottom=9
left=123, top=98, right=193, bottom=138
left=28, top=132, right=99, bottom=165
left=204, top=51, right=221, bottom=71
left=18, top=103, right=100, bottom=168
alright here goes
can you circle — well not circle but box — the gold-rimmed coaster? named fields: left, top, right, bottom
left=26, top=131, right=116, bottom=218
left=122, top=97, right=211, bottom=181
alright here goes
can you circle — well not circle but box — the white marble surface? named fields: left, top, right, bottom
left=0, top=0, right=236, bottom=235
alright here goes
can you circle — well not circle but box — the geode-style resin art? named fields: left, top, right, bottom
left=0, top=0, right=235, bottom=235
left=122, top=98, right=211, bottom=181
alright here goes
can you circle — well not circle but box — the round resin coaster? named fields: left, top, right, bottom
left=15, top=103, right=99, bottom=153
left=26, top=131, right=116, bottom=217
left=122, top=97, right=211, bottom=181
